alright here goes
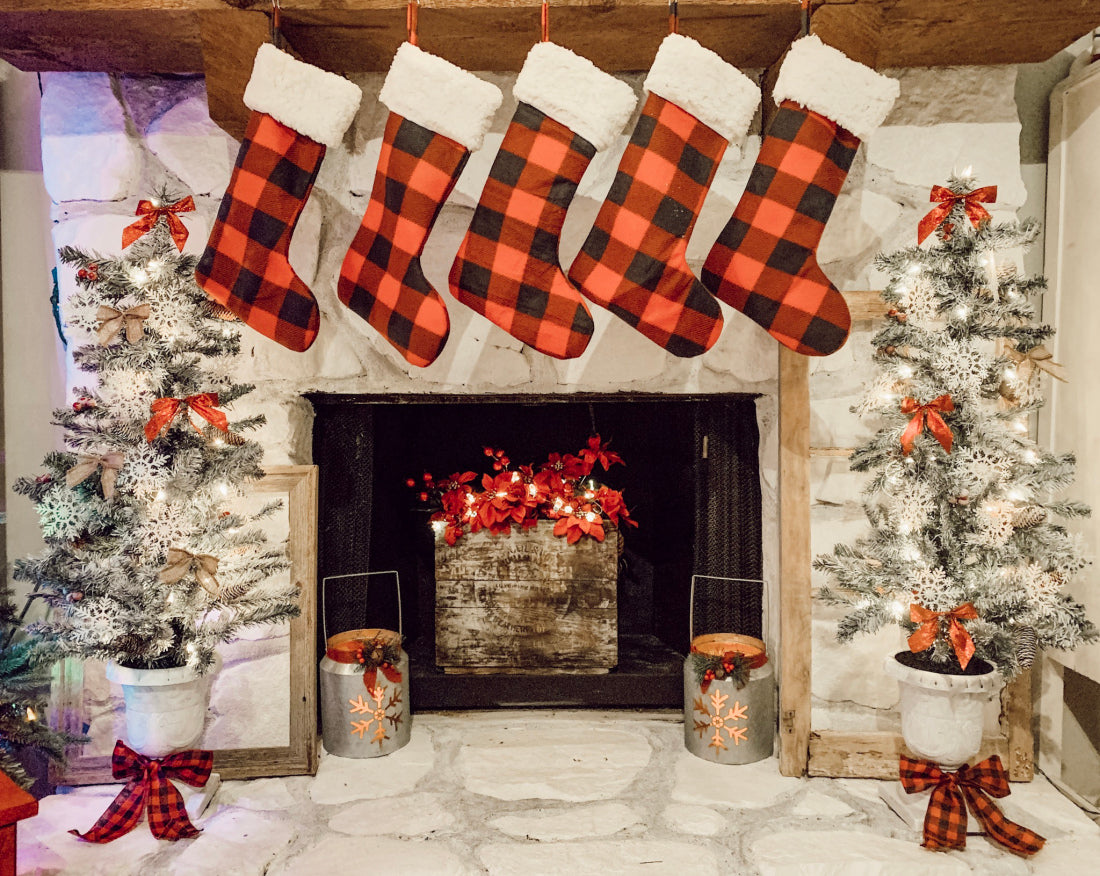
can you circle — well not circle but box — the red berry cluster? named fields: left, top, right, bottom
left=72, top=396, right=96, bottom=412
left=484, top=447, right=510, bottom=471
left=76, top=264, right=99, bottom=282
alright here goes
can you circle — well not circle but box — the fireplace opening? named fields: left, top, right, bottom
left=310, top=393, right=762, bottom=708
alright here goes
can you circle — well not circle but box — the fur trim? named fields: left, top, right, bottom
left=243, top=43, right=362, bottom=147
left=379, top=42, right=503, bottom=151
left=512, top=42, right=636, bottom=152
left=644, top=34, right=759, bottom=146
left=773, top=35, right=899, bottom=141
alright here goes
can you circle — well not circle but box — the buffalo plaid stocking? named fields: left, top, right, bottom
left=449, top=42, right=636, bottom=359
left=196, top=44, right=361, bottom=351
left=339, top=43, right=501, bottom=367
left=568, top=34, right=759, bottom=357
left=701, top=35, right=898, bottom=356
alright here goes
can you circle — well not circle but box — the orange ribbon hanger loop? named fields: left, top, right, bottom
left=800, top=0, right=810, bottom=37
left=541, top=0, right=550, bottom=43
left=917, top=184, right=998, bottom=244
left=899, top=394, right=954, bottom=455
left=908, top=602, right=978, bottom=670
left=407, top=0, right=419, bottom=47
left=270, top=0, right=283, bottom=50
left=668, top=1, right=679, bottom=34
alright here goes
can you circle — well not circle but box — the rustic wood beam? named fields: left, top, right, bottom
left=778, top=346, right=812, bottom=776
left=200, top=8, right=270, bottom=141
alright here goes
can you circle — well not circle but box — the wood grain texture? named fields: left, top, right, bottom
left=778, top=346, right=812, bottom=776
left=200, top=8, right=270, bottom=142
left=49, top=465, right=319, bottom=784
left=808, top=730, right=1010, bottom=779
left=1001, top=667, right=1035, bottom=781
left=435, top=522, right=618, bottom=671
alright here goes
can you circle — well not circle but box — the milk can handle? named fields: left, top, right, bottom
left=321, top=570, right=403, bottom=642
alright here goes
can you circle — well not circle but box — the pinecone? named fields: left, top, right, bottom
left=1014, top=626, right=1039, bottom=669
left=1012, top=506, right=1047, bottom=529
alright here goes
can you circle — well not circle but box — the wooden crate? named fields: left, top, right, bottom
left=434, top=520, right=618, bottom=673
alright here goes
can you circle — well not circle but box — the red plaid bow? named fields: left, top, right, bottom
left=70, top=740, right=214, bottom=843
left=908, top=602, right=978, bottom=670
left=145, top=393, right=228, bottom=442
left=900, top=395, right=954, bottom=455
left=899, top=755, right=1044, bottom=855
left=917, top=185, right=997, bottom=244
left=122, top=196, right=195, bottom=252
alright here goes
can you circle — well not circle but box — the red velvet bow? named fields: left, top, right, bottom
left=70, top=740, right=213, bottom=843
left=145, top=393, right=228, bottom=443
left=908, top=602, right=978, bottom=670
left=898, top=755, right=1044, bottom=855
left=122, top=196, right=195, bottom=252
left=918, top=185, right=997, bottom=244
left=900, top=395, right=954, bottom=455
left=326, top=639, right=403, bottom=689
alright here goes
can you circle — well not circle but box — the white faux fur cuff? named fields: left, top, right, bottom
left=773, top=35, right=899, bottom=141
left=644, top=34, right=759, bottom=146
left=243, top=43, right=363, bottom=148
left=512, top=42, right=637, bottom=152
left=379, top=42, right=503, bottom=151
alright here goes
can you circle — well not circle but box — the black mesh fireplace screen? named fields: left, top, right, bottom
left=310, top=393, right=762, bottom=709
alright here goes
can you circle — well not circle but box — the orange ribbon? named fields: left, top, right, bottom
left=326, top=639, right=403, bottom=690
left=121, top=196, right=195, bottom=252
left=908, top=602, right=978, bottom=670
left=900, top=395, right=954, bottom=455
left=918, top=185, right=997, bottom=244
left=144, top=393, right=228, bottom=442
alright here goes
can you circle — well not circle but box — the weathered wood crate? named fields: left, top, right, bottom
left=434, top=520, right=618, bottom=673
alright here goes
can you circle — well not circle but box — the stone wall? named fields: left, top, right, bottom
left=30, top=61, right=1025, bottom=732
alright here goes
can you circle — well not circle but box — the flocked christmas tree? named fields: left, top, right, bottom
left=815, top=176, right=1097, bottom=678
left=13, top=192, right=298, bottom=675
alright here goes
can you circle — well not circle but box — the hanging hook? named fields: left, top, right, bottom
left=407, top=0, right=419, bottom=47
left=669, top=1, right=679, bottom=35
left=800, top=0, right=810, bottom=38
left=541, top=1, right=550, bottom=43
left=270, top=0, right=283, bottom=50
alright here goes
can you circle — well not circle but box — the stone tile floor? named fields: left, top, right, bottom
left=16, top=711, right=1100, bottom=875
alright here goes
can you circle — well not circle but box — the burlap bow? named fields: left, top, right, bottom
left=70, top=740, right=213, bottom=843
left=65, top=452, right=125, bottom=499
left=908, top=602, right=978, bottom=670
left=158, top=547, right=220, bottom=595
left=96, top=303, right=151, bottom=346
left=1005, top=343, right=1067, bottom=383
left=898, top=755, right=1044, bottom=855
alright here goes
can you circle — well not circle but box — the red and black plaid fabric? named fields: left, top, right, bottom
left=701, top=101, right=858, bottom=357
left=569, top=93, right=725, bottom=357
left=339, top=113, right=468, bottom=367
left=449, top=102, right=596, bottom=360
left=899, top=754, right=1046, bottom=856
left=196, top=110, right=324, bottom=352
left=70, top=740, right=214, bottom=843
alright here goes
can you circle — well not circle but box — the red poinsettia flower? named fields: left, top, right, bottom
left=580, top=435, right=624, bottom=472
left=553, top=504, right=606, bottom=544
left=541, top=452, right=588, bottom=480
left=595, top=486, right=637, bottom=528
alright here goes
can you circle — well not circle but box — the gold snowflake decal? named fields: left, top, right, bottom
left=349, top=685, right=404, bottom=747
left=692, top=689, right=749, bottom=751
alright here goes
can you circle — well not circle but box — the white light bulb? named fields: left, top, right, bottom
left=898, top=365, right=913, bottom=379
left=891, top=600, right=906, bottom=620
left=959, top=165, right=973, bottom=179
left=218, top=482, right=229, bottom=496
left=1007, top=488, right=1026, bottom=502
left=907, top=263, right=922, bottom=276
left=563, top=505, right=574, bottom=515
left=1003, top=366, right=1017, bottom=379
left=1024, top=449, right=1038, bottom=463
left=528, top=484, right=538, bottom=497
left=25, top=707, right=36, bottom=722
left=168, top=592, right=176, bottom=604
left=431, top=520, right=446, bottom=535
left=585, top=511, right=597, bottom=522
left=511, top=472, right=520, bottom=483
left=156, top=490, right=168, bottom=502
left=898, top=521, right=912, bottom=535
left=954, top=305, right=969, bottom=319
left=1013, top=419, right=1028, bottom=433
left=130, top=268, right=149, bottom=286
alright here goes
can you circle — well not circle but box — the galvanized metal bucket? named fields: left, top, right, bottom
left=683, top=575, right=775, bottom=764
left=320, top=572, right=411, bottom=758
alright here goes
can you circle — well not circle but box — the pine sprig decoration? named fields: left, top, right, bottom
left=691, top=650, right=752, bottom=690
left=17, top=196, right=297, bottom=675
left=814, top=175, right=1097, bottom=679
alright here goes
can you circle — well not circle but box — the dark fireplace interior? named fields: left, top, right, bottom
left=310, top=393, right=763, bottom=708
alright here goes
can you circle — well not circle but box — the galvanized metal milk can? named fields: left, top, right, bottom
left=683, top=575, right=775, bottom=764
left=320, top=572, right=411, bottom=758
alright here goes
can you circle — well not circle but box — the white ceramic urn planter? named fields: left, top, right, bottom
left=880, top=652, right=1003, bottom=828
left=105, top=656, right=218, bottom=758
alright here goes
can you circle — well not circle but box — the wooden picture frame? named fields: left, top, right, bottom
left=49, top=465, right=319, bottom=784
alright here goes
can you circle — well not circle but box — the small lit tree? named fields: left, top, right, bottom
left=815, top=176, right=1096, bottom=677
